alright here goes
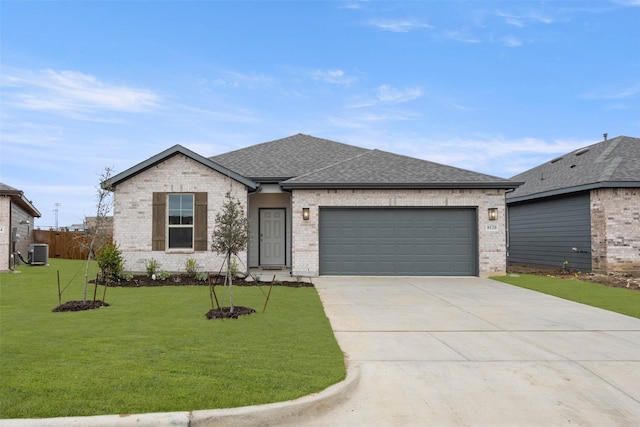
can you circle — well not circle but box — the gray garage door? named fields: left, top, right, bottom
left=319, top=208, right=477, bottom=276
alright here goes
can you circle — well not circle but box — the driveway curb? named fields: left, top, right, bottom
left=0, top=365, right=359, bottom=427
left=191, top=363, right=359, bottom=426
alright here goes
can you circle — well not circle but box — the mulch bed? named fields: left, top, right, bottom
left=104, top=274, right=314, bottom=288
left=53, top=274, right=312, bottom=314
left=205, top=306, right=256, bottom=319
left=52, top=300, right=110, bottom=312
left=507, top=264, right=640, bottom=291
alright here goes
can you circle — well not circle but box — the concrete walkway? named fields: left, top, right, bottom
left=293, top=276, right=640, bottom=426
left=3, top=276, right=640, bottom=426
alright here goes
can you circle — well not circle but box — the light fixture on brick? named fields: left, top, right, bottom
left=302, top=208, right=310, bottom=220
left=488, top=208, right=498, bottom=221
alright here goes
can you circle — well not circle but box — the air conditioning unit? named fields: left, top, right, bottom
left=28, top=244, right=48, bottom=265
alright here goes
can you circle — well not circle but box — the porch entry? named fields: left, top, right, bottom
left=259, top=208, right=286, bottom=266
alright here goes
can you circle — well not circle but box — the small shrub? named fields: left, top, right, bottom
left=229, top=258, right=239, bottom=278
left=96, top=243, right=124, bottom=283
left=145, top=258, right=160, bottom=277
left=156, top=271, right=171, bottom=280
left=120, top=272, right=135, bottom=281
left=196, top=271, right=208, bottom=282
left=185, top=258, right=200, bottom=277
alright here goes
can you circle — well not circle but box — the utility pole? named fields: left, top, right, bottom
left=54, top=203, right=61, bottom=230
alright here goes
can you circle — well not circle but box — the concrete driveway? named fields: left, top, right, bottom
left=294, top=276, right=640, bottom=426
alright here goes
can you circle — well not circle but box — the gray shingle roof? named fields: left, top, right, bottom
left=105, top=134, right=520, bottom=192
left=210, top=134, right=369, bottom=181
left=507, top=135, right=640, bottom=202
left=282, top=149, right=518, bottom=189
left=213, top=133, right=518, bottom=189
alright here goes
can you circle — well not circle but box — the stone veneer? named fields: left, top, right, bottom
left=112, top=154, right=248, bottom=273
left=591, top=188, right=640, bottom=274
left=290, top=188, right=508, bottom=278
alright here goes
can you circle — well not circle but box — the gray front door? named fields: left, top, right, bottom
left=259, top=208, right=286, bottom=265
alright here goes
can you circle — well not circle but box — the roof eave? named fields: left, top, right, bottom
left=281, top=181, right=522, bottom=190
left=507, top=181, right=639, bottom=204
left=102, top=145, right=258, bottom=191
left=1, top=190, right=41, bottom=217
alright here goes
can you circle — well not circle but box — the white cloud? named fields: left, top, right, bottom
left=445, top=100, right=476, bottom=111
left=310, top=69, right=357, bottom=85
left=346, top=85, right=423, bottom=109
left=581, top=84, right=640, bottom=100
left=368, top=19, right=432, bottom=33
left=212, top=71, right=274, bottom=89
left=1, top=68, right=159, bottom=117
left=613, top=0, right=640, bottom=6
left=340, top=1, right=368, bottom=10
left=376, top=85, right=422, bottom=104
left=410, top=136, right=590, bottom=177
left=176, top=104, right=261, bottom=123
left=0, top=122, right=64, bottom=146
left=443, top=30, right=480, bottom=44
left=494, top=9, right=554, bottom=26
left=502, top=35, right=523, bottom=47
left=330, top=109, right=421, bottom=127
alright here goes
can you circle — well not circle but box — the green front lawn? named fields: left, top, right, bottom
left=492, top=273, right=640, bottom=319
left=0, top=259, right=345, bottom=419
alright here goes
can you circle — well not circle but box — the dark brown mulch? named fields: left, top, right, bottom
left=205, top=306, right=256, bottom=320
left=52, top=300, right=110, bottom=312
left=507, top=264, right=640, bottom=291
left=102, top=274, right=313, bottom=288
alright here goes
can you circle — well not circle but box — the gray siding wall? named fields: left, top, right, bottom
left=507, top=192, right=592, bottom=271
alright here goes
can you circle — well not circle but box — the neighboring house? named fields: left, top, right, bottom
left=103, top=134, right=520, bottom=277
left=84, top=216, right=114, bottom=236
left=507, top=135, right=640, bottom=274
left=0, top=183, right=42, bottom=271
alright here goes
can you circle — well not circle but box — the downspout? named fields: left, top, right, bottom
left=504, top=188, right=515, bottom=273
left=8, top=196, right=13, bottom=271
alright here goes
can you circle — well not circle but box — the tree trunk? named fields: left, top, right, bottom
left=227, top=252, right=234, bottom=313
left=83, top=238, right=95, bottom=303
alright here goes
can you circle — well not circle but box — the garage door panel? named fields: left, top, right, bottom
left=319, top=208, right=477, bottom=276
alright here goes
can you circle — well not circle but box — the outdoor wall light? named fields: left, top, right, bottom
left=302, top=208, right=310, bottom=221
left=488, top=208, right=498, bottom=221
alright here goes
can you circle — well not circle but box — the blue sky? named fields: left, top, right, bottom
left=1, top=0, right=639, bottom=228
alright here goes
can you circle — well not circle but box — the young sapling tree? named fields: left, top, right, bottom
left=80, top=166, right=114, bottom=303
left=210, top=191, right=249, bottom=314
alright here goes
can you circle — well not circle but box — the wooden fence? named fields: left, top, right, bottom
left=34, top=230, right=112, bottom=260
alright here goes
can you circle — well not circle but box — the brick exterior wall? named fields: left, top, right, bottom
left=291, top=188, right=508, bottom=278
left=112, top=154, right=248, bottom=273
left=591, top=188, right=640, bottom=274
